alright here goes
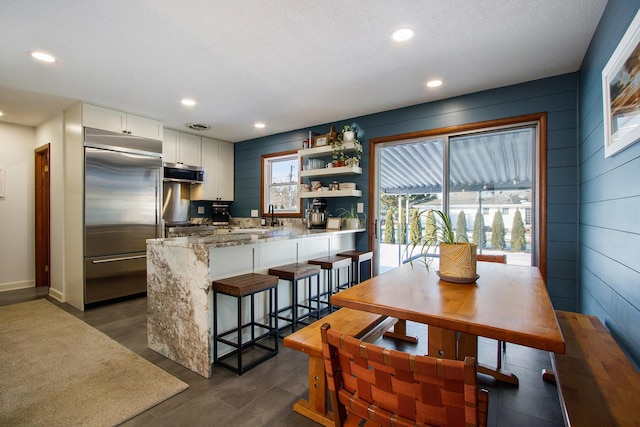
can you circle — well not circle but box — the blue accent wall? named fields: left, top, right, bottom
left=578, top=0, right=640, bottom=367
left=234, top=74, right=579, bottom=312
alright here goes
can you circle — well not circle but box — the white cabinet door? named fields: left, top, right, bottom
left=197, top=137, right=234, bottom=201
left=163, top=130, right=202, bottom=166
left=83, top=104, right=126, bottom=134
left=126, top=114, right=163, bottom=141
left=162, top=129, right=179, bottom=163
left=199, top=137, right=219, bottom=200
left=178, top=133, right=202, bottom=166
left=82, top=103, right=162, bottom=141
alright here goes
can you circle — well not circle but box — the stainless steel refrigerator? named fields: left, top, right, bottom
left=84, top=127, right=162, bottom=305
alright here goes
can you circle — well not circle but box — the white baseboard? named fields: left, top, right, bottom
left=48, top=287, right=64, bottom=302
left=0, top=280, right=35, bottom=292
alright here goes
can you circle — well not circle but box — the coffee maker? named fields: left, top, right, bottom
left=306, top=198, right=327, bottom=229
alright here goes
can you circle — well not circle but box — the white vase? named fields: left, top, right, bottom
left=345, top=218, right=360, bottom=230
left=343, top=131, right=355, bottom=142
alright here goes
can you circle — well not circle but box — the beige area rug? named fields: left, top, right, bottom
left=0, top=299, right=188, bottom=426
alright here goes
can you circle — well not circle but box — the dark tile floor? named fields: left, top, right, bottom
left=1, top=288, right=565, bottom=426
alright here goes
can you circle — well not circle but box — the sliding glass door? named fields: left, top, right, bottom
left=377, top=138, right=444, bottom=273
left=374, top=124, right=536, bottom=275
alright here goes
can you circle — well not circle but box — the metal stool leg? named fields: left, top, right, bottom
left=237, top=292, right=242, bottom=373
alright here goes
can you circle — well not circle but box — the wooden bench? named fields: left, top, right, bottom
left=283, top=308, right=397, bottom=427
left=548, top=310, right=640, bottom=426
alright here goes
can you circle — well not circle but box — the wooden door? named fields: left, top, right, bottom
left=35, top=144, right=50, bottom=287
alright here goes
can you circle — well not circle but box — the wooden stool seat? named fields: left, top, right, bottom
left=308, top=256, right=351, bottom=309
left=212, top=273, right=279, bottom=375
left=268, top=263, right=321, bottom=281
left=337, top=250, right=373, bottom=286
left=307, top=255, right=351, bottom=270
left=212, top=273, right=279, bottom=296
left=268, top=263, right=321, bottom=332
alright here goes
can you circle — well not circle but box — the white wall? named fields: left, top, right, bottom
left=35, top=113, right=65, bottom=300
left=0, top=122, right=36, bottom=290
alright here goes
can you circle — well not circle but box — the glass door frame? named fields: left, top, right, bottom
left=368, top=112, right=548, bottom=279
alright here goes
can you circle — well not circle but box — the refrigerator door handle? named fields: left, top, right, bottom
left=91, top=254, right=147, bottom=264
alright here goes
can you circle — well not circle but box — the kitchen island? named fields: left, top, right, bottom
left=146, top=227, right=360, bottom=378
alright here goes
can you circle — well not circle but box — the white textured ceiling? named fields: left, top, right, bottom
left=0, top=0, right=607, bottom=143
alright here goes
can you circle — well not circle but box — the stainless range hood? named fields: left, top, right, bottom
left=162, top=181, right=191, bottom=226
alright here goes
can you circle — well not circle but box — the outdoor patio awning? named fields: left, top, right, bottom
left=379, top=128, right=533, bottom=194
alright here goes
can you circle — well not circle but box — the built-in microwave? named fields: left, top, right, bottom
left=163, top=162, right=205, bottom=183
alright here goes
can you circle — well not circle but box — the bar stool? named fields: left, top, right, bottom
left=267, top=263, right=321, bottom=332
left=212, top=273, right=279, bottom=375
left=307, top=255, right=351, bottom=309
left=337, top=250, right=373, bottom=286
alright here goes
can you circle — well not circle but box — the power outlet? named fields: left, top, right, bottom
left=250, top=209, right=259, bottom=218
left=197, top=206, right=205, bottom=214
left=357, top=203, right=364, bottom=214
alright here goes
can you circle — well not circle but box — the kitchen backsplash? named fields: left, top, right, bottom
left=189, top=200, right=215, bottom=219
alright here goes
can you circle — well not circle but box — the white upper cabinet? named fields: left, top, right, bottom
left=194, top=137, right=234, bottom=201
left=162, top=129, right=202, bottom=166
left=82, top=103, right=163, bottom=141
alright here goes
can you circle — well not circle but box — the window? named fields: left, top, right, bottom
left=373, top=112, right=546, bottom=276
left=261, top=150, right=301, bottom=217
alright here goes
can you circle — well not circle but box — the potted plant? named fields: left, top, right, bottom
left=337, top=204, right=366, bottom=230
left=405, top=209, right=478, bottom=282
left=332, top=125, right=363, bottom=167
left=330, top=138, right=347, bottom=166
left=342, top=124, right=356, bottom=142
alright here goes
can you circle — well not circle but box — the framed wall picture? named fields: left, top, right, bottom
left=313, top=134, right=329, bottom=147
left=602, top=9, right=640, bottom=158
left=326, top=218, right=341, bottom=230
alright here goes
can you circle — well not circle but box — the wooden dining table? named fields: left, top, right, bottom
left=330, top=261, right=565, bottom=385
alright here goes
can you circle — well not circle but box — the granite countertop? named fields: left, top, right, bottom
left=147, top=227, right=364, bottom=249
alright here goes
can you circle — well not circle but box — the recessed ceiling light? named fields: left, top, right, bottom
left=181, top=99, right=196, bottom=106
left=391, top=28, right=414, bottom=42
left=0, top=111, right=4, bottom=117
left=426, top=80, right=443, bottom=88
left=30, top=51, right=56, bottom=63
left=254, top=122, right=266, bottom=129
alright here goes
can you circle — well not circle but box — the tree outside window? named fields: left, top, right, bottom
left=261, top=151, right=300, bottom=216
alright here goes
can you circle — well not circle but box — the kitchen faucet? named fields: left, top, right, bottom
left=268, top=204, right=278, bottom=226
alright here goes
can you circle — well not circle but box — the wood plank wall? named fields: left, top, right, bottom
left=578, top=0, right=640, bottom=368
left=234, top=74, right=579, bottom=312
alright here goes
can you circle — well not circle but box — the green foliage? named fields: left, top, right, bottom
left=455, top=210, right=467, bottom=243
left=405, top=210, right=467, bottom=270
left=384, top=209, right=395, bottom=244
left=491, top=210, right=506, bottom=250
left=424, top=210, right=437, bottom=245
left=409, top=209, right=422, bottom=243
left=472, top=209, right=486, bottom=248
left=510, top=208, right=526, bottom=251
left=336, top=204, right=364, bottom=219
left=332, top=124, right=363, bottom=165
left=399, top=208, right=407, bottom=244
